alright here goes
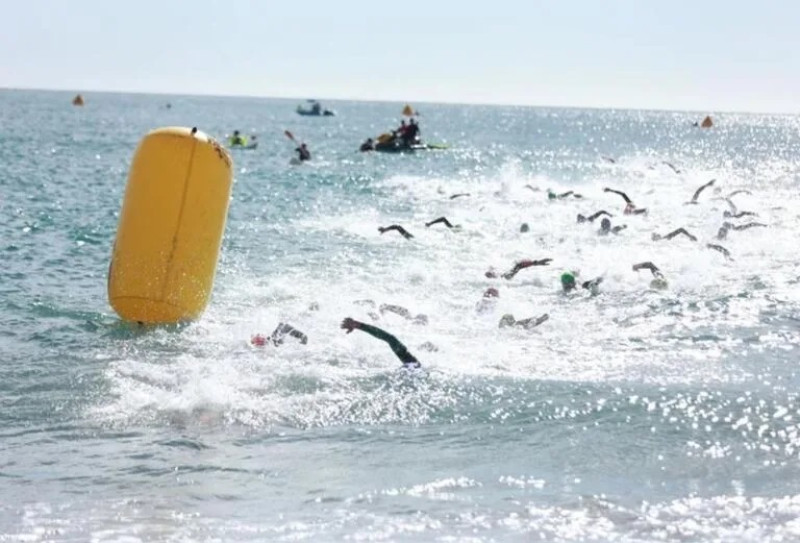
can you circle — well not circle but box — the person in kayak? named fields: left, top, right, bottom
left=251, top=322, right=308, bottom=347
left=340, top=318, right=421, bottom=368
left=296, top=143, right=311, bottom=161
left=230, top=130, right=245, bottom=146
left=403, top=118, right=420, bottom=146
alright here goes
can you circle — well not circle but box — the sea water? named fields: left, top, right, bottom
left=1, top=89, right=799, bottom=541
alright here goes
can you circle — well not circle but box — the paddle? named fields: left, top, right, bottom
left=284, top=129, right=296, bottom=143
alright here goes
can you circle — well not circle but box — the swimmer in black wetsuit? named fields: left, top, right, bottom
left=685, top=179, right=715, bottom=204
left=425, top=216, right=459, bottom=228
left=651, top=228, right=697, bottom=242
left=716, top=221, right=767, bottom=240
left=340, top=318, right=421, bottom=368
left=379, top=224, right=414, bottom=239
left=632, top=261, right=668, bottom=289
left=251, top=322, right=308, bottom=347
left=499, top=313, right=549, bottom=330
left=577, top=210, right=613, bottom=223
left=599, top=217, right=627, bottom=235
left=485, top=258, right=553, bottom=279
left=604, top=187, right=647, bottom=215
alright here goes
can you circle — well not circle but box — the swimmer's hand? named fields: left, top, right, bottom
left=341, top=318, right=358, bottom=334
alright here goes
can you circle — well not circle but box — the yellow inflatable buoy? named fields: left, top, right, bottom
left=72, top=94, right=84, bottom=106
left=701, top=115, right=713, bottom=128
left=402, top=104, right=415, bottom=116
left=108, top=127, right=233, bottom=323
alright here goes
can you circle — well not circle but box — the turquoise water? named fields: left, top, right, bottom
left=1, top=89, right=800, bottom=541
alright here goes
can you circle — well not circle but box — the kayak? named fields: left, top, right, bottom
left=373, top=142, right=448, bottom=153
left=229, top=142, right=258, bottom=150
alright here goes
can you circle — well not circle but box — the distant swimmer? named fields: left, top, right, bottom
left=251, top=322, right=308, bottom=347
left=486, top=258, right=553, bottom=280
left=548, top=189, right=583, bottom=200
left=379, top=304, right=428, bottom=325
left=602, top=156, right=617, bottom=164
left=706, top=243, right=732, bottom=260
left=577, top=210, right=613, bottom=223
left=723, top=198, right=757, bottom=219
left=340, top=318, right=421, bottom=368
left=296, top=142, right=311, bottom=161
left=560, top=271, right=603, bottom=294
left=475, top=287, right=500, bottom=314
left=651, top=228, right=697, bottom=242
left=598, top=217, right=627, bottom=235
left=632, top=261, right=668, bottom=290
left=359, top=138, right=375, bottom=152
left=425, top=216, right=458, bottom=228
left=449, top=193, right=471, bottom=200
left=717, top=221, right=767, bottom=240
left=663, top=161, right=681, bottom=174
left=685, top=179, right=716, bottom=205
left=603, top=187, right=647, bottom=215
left=499, top=313, right=550, bottom=330
left=379, top=224, right=414, bottom=240
left=520, top=223, right=530, bottom=233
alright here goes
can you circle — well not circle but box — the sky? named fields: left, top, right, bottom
left=1, top=0, right=799, bottom=113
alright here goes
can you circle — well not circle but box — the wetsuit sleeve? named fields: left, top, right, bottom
left=355, top=322, right=420, bottom=366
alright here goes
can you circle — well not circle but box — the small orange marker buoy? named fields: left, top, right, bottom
left=72, top=94, right=84, bottom=106
left=700, top=115, right=713, bottom=128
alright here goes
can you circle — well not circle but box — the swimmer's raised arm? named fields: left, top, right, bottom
left=706, top=244, right=732, bottom=260
left=603, top=187, right=633, bottom=204
left=340, top=318, right=420, bottom=368
left=653, top=228, right=697, bottom=242
left=425, top=217, right=455, bottom=228
left=688, top=179, right=715, bottom=204
left=378, top=224, right=414, bottom=240
left=502, top=258, right=553, bottom=280
left=632, top=261, right=664, bottom=278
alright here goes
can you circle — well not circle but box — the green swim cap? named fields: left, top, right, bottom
left=547, top=190, right=557, bottom=200
left=561, top=272, right=576, bottom=286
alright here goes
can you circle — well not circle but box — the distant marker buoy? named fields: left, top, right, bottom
left=72, top=94, right=84, bottom=106
left=108, top=127, right=233, bottom=323
left=701, top=115, right=713, bottom=128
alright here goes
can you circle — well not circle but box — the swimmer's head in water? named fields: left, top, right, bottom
left=485, top=268, right=498, bottom=279
left=561, top=272, right=577, bottom=291
left=600, top=218, right=611, bottom=231
left=577, top=214, right=587, bottom=223
left=624, top=202, right=635, bottom=214
left=650, top=277, right=669, bottom=290
left=483, top=287, right=500, bottom=298
left=499, top=314, right=516, bottom=328
left=520, top=223, right=530, bottom=233
left=547, top=189, right=556, bottom=200
left=250, top=334, right=267, bottom=347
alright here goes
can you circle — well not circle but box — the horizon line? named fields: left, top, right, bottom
left=2, top=84, right=798, bottom=117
